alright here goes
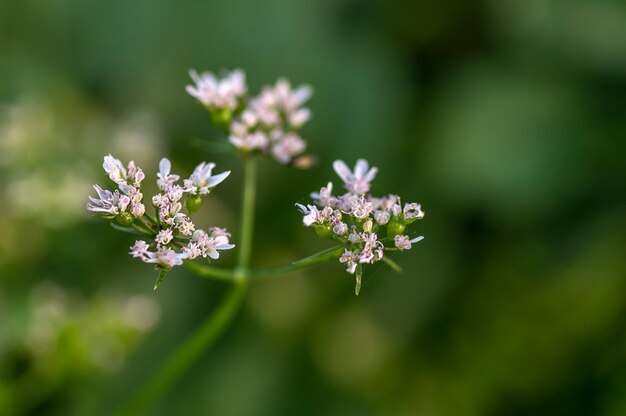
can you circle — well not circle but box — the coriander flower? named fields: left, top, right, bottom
left=295, top=158, right=424, bottom=294
left=186, top=68, right=315, bottom=166
left=87, top=185, right=130, bottom=217
left=183, top=162, right=231, bottom=195
left=394, top=235, right=424, bottom=250
left=333, top=159, right=378, bottom=195
left=186, top=69, right=247, bottom=111
left=88, top=154, right=234, bottom=288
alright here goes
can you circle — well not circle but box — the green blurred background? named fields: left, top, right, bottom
left=1, top=0, right=626, bottom=415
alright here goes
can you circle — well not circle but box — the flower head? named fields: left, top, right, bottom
left=295, top=158, right=424, bottom=294
left=89, top=154, right=234, bottom=288
left=333, top=159, right=378, bottom=195
left=186, top=68, right=314, bottom=166
left=183, top=162, right=231, bottom=195
left=186, top=69, right=247, bottom=111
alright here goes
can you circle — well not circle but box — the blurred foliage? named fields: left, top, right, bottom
left=0, top=0, right=625, bottom=415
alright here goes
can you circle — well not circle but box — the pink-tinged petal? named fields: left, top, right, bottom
left=216, top=243, right=235, bottom=250
left=409, top=236, right=424, bottom=244
left=333, top=160, right=352, bottom=183
left=295, top=203, right=309, bottom=214
left=364, top=166, right=378, bottom=182
left=207, top=249, right=220, bottom=260
left=354, top=159, right=369, bottom=179
left=206, top=170, right=230, bottom=187
left=188, top=69, right=201, bottom=84
left=159, top=158, right=171, bottom=177
left=293, top=85, right=313, bottom=105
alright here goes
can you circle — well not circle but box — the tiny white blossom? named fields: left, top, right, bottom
left=103, top=154, right=127, bottom=185
left=339, top=250, right=358, bottom=274
left=374, top=210, right=390, bottom=225
left=229, top=132, right=269, bottom=151
left=394, top=235, right=424, bottom=250
left=333, top=221, right=348, bottom=236
left=186, top=69, right=247, bottom=111
left=130, top=240, right=150, bottom=259
left=333, top=159, right=378, bottom=195
left=183, top=162, right=230, bottom=195
left=87, top=185, right=130, bottom=216
left=155, top=229, right=174, bottom=245
left=157, top=158, right=180, bottom=190
left=144, top=246, right=189, bottom=269
left=311, top=182, right=335, bottom=207
left=271, top=133, right=306, bottom=164
left=403, top=203, right=425, bottom=220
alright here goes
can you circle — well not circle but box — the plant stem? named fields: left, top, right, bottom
left=118, top=156, right=259, bottom=415
left=249, top=244, right=345, bottom=281
left=115, top=281, right=247, bottom=416
left=183, top=261, right=236, bottom=282
left=237, top=155, right=257, bottom=275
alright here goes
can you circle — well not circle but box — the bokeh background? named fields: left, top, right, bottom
left=1, top=0, right=626, bottom=415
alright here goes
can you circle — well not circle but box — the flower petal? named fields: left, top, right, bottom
left=333, top=160, right=352, bottom=183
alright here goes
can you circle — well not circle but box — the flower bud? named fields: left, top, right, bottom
left=210, top=108, right=232, bottom=130
left=115, top=211, right=134, bottom=227
left=314, top=224, right=333, bottom=239
left=186, top=194, right=203, bottom=214
left=386, top=219, right=406, bottom=239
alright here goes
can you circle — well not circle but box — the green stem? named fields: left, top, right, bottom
left=117, top=156, right=259, bottom=414
left=237, top=156, right=257, bottom=275
left=115, top=282, right=247, bottom=416
left=249, top=244, right=345, bottom=281
left=183, top=261, right=236, bottom=282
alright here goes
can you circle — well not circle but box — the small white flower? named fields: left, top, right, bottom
left=155, top=229, right=174, bottom=245
left=103, top=154, right=127, bottom=185
left=144, top=246, right=189, bottom=269
left=182, top=242, right=203, bottom=259
left=311, top=182, right=335, bottom=207
left=176, top=216, right=195, bottom=236
left=403, top=203, right=425, bottom=220
left=339, top=250, right=358, bottom=274
left=295, top=203, right=329, bottom=226
left=374, top=210, right=390, bottom=225
left=205, top=235, right=235, bottom=260
left=183, top=162, right=230, bottom=195
left=288, top=108, right=311, bottom=129
left=186, top=69, right=247, bottom=111
left=271, top=132, right=306, bottom=164
left=130, top=240, right=150, bottom=259
left=333, top=221, right=348, bottom=236
left=209, top=227, right=231, bottom=237
left=333, top=159, right=378, bottom=195
left=131, top=203, right=145, bottom=218
left=394, top=235, right=424, bottom=250
left=157, top=158, right=180, bottom=190
left=87, top=185, right=129, bottom=216
left=229, top=132, right=269, bottom=151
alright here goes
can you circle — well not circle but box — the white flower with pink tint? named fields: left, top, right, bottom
left=333, top=159, right=378, bottom=195
left=394, top=235, right=424, bottom=250
left=186, top=69, right=247, bottom=111
left=183, top=162, right=231, bottom=195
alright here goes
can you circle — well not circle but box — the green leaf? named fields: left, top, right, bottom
left=110, top=222, right=147, bottom=237
left=153, top=269, right=168, bottom=290
left=355, top=264, right=363, bottom=296
left=292, top=244, right=346, bottom=267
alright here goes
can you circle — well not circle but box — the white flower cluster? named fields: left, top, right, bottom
left=296, top=159, right=424, bottom=280
left=186, top=69, right=313, bottom=166
left=87, top=154, right=146, bottom=219
left=185, top=69, right=247, bottom=112
left=88, top=155, right=234, bottom=273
